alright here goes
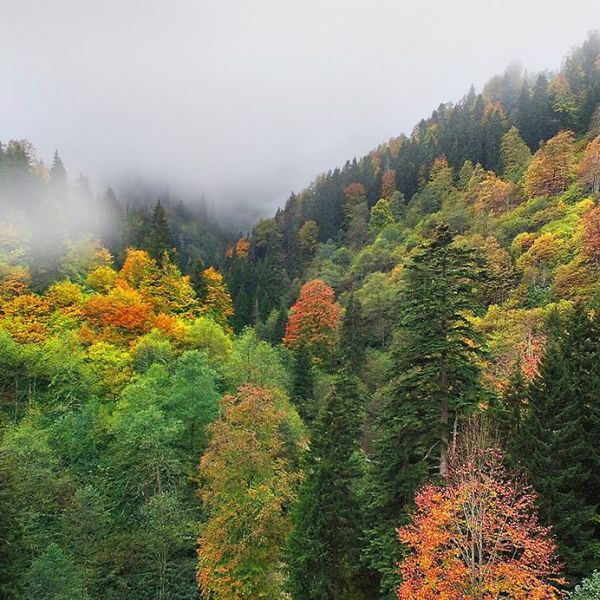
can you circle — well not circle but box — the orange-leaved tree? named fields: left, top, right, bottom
left=524, top=130, right=576, bottom=198
left=197, top=266, right=233, bottom=330
left=397, top=420, right=564, bottom=600
left=83, top=283, right=154, bottom=343
left=283, top=278, right=341, bottom=360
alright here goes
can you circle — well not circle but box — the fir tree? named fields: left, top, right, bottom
left=565, top=302, right=600, bottom=515
left=495, top=363, right=527, bottom=455
left=145, top=200, right=173, bottom=260
left=516, top=82, right=534, bottom=148
left=482, top=105, right=507, bottom=173
left=516, top=308, right=598, bottom=583
left=272, top=305, right=288, bottom=343
left=530, top=74, right=559, bottom=147
left=190, top=258, right=207, bottom=301
left=339, top=292, right=366, bottom=375
left=49, top=150, right=67, bottom=187
left=291, top=344, right=315, bottom=424
left=363, top=223, right=486, bottom=596
left=287, top=372, right=366, bottom=600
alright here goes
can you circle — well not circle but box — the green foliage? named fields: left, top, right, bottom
left=500, top=126, right=532, bottom=181
left=291, top=343, right=316, bottom=424
left=369, top=198, right=396, bottom=237
left=515, top=305, right=600, bottom=582
left=570, top=571, right=600, bottom=599
left=287, top=372, right=368, bottom=600
left=185, top=316, right=232, bottom=362
left=339, top=292, right=366, bottom=374
left=24, top=544, right=90, bottom=600
left=131, top=330, right=175, bottom=372
left=364, top=224, right=486, bottom=596
left=144, top=200, right=173, bottom=260
left=197, top=385, right=304, bottom=600
left=2, top=32, right=600, bottom=600
left=224, top=328, right=290, bottom=393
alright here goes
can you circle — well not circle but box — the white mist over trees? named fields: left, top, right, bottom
left=1, top=0, right=597, bottom=219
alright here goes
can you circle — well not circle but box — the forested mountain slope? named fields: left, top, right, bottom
left=0, top=31, right=599, bottom=600
left=226, top=32, right=600, bottom=344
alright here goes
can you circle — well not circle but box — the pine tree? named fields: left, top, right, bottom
left=272, top=305, right=288, bottom=343
left=516, top=308, right=598, bottom=583
left=364, top=223, right=486, bottom=596
left=495, top=363, right=527, bottom=453
left=287, top=372, right=366, bottom=600
left=481, top=104, right=507, bottom=173
left=145, top=200, right=173, bottom=260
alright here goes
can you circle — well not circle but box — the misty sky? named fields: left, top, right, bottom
left=1, top=0, right=599, bottom=221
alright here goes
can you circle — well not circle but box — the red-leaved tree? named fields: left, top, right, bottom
left=283, top=279, right=341, bottom=360
left=397, top=420, right=564, bottom=600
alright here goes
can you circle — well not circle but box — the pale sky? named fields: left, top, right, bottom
left=1, top=0, right=599, bottom=222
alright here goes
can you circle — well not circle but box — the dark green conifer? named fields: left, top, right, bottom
left=287, top=372, right=366, bottom=600
left=291, top=344, right=315, bottom=424
left=516, top=308, right=597, bottom=583
left=272, top=305, right=288, bottom=343
left=145, top=200, right=173, bottom=260
left=190, top=257, right=207, bottom=301
left=339, top=292, right=366, bottom=375
left=363, top=223, right=486, bottom=596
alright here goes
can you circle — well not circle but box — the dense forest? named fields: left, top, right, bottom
left=1, top=32, right=600, bottom=600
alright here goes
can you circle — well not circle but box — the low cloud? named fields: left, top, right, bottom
left=1, top=0, right=597, bottom=223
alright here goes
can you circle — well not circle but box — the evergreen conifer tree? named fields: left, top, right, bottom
left=49, top=150, right=67, bottom=187
left=272, top=305, right=288, bottom=343
left=145, top=200, right=173, bottom=260
left=363, top=223, right=486, bottom=596
left=516, top=307, right=598, bottom=582
left=292, top=343, right=316, bottom=424
left=287, top=372, right=366, bottom=600
left=339, top=292, right=366, bottom=375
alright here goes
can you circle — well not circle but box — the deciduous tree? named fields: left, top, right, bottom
left=579, top=134, right=600, bottom=193
left=197, top=385, right=303, bottom=600
left=397, top=421, right=564, bottom=600
left=283, top=279, right=341, bottom=361
left=524, top=130, right=576, bottom=197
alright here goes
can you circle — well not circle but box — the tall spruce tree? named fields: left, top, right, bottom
left=145, top=200, right=173, bottom=260
left=339, top=292, right=366, bottom=375
left=363, top=223, right=486, bottom=596
left=565, top=302, right=600, bottom=515
left=515, top=306, right=599, bottom=582
left=271, top=305, right=288, bottom=343
left=49, top=150, right=67, bottom=188
left=530, top=74, right=559, bottom=147
left=287, top=372, right=366, bottom=600
left=291, top=344, right=316, bottom=424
